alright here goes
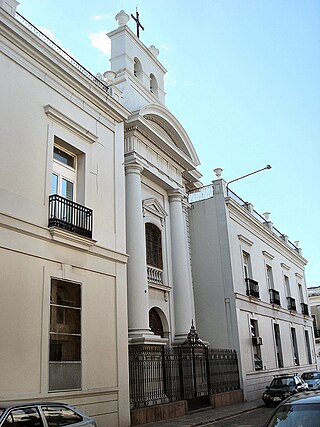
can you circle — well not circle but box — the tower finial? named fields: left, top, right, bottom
left=131, top=7, right=144, bottom=38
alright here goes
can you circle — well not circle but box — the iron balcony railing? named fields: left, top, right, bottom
left=49, top=194, right=93, bottom=239
left=245, top=278, right=260, bottom=298
left=269, top=289, right=281, bottom=306
left=287, top=297, right=297, bottom=311
left=301, top=303, right=309, bottom=316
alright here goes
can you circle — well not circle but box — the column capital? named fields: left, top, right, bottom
left=168, top=188, right=186, bottom=203
left=125, top=159, right=144, bottom=175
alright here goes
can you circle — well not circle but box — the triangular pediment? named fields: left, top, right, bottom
left=143, top=198, right=168, bottom=221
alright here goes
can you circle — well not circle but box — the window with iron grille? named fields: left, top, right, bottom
left=146, top=223, right=163, bottom=269
left=49, top=279, right=81, bottom=391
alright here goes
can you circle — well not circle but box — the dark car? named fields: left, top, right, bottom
left=265, top=391, right=320, bottom=427
left=301, top=370, right=320, bottom=390
left=262, top=373, right=308, bottom=406
left=0, top=402, right=96, bottom=426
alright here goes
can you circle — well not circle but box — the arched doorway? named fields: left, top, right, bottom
left=149, top=308, right=164, bottom=337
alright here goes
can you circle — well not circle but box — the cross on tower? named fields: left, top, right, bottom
left=131, top=7, right=144, bottom=38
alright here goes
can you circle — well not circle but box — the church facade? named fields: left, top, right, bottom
left=0, top=2, right=316, bottom=425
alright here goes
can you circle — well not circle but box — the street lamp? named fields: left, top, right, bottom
left=226, top=165, right=272, bottom=193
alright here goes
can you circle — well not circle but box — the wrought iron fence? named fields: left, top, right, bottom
left=129, top=345, right=240, bottom=409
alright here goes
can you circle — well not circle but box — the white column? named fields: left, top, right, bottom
left=169, top=189, right=195, bottom=341
left=125, top=161, right=151, bottom=339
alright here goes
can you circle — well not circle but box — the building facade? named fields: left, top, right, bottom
left=0, top=2, right=130, bottom=426
left=107, top=11, right=202, bottom=347
left=189, top=173, right=316, bottom=400
left=307, top=286, right=320, bottom=368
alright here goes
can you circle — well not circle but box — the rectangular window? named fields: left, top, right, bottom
left=298, top=284, right=304, bottom=303
left=266, top=265, right=274, bottom=289
left=284, top=275, right=290, bottom=297
left=291, top=327, right=300, bottom=366
left=52, top=142, right=76, bottom=202
left=274, top=323, right=283, bottom=368
left=49, top=279, right=81, bottom=391
left=242, top=251, right=252, bottom=279
left=305, top=330, right=312, bottom=364
left=250, top=319, right=262, bottom=371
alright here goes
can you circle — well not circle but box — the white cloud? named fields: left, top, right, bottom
left=160, top=43, right=171, bottom=51
left=183, top=80, right=193, bottom=87
left=93, top=13, right=113, bottom=21
left=89, top=31, right=111, bottom=56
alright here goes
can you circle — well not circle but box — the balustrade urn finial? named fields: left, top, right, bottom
left=262, top=212, right=270, bottom=221
left=115, top=10, right=129, bottom=26
left=214, top=168, right=223, bottom=178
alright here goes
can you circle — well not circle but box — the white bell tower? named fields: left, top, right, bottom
left=107, top=10, right=166, bottom=112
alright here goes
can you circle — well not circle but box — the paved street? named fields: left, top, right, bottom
left=201, top=406, right=274, bottom=426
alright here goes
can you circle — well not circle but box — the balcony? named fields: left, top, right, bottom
left=287, top=297, right=297, bottom=311
left=269, top=289, right=281, bottom=306
left=49, top=194, right=93, bottom=239
left=147, top=265, right=163, bottom=285
left=301, top=303, right=309, bottom=316
left=245, top=278, right=260, bottom=298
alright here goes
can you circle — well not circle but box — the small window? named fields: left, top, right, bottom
left=133, top=57, right=142, bottom=80
left=274, top=323, right=284, bottom=368
left=150, top=73, right=158, bottom=96
left=284, top=275, right=290, bottom=297
left=52, top=143, right=76, bottom=202
left=291, top=327, right=300, bottom=366
left=266, top=265, right=274, bottom=289
left=242, top=251, right=252, bottom=279
left=53, top=146, right=75, bottom=168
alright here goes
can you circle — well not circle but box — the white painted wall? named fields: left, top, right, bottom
left=0, top=8, right=130, bottom=426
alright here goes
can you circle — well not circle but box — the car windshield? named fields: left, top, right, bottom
left=266, top=403, right=320, bottom=426
left=270, top=378, right=294, bottom=388
left=302, top=372, right=320, bottom=380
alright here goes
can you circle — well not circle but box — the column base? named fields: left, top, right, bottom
left=129, top=330, right=168, bottom=346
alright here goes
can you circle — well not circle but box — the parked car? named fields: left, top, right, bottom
left=301, top=370, right=320, bottom=390
left=265, top=391, right=320, bottom=427
left=262, top=373, right=308, bottom=406
left=0, top=402, right=96, bottom=426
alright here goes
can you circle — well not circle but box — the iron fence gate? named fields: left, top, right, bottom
left=129, top=327, right=240, bottom=410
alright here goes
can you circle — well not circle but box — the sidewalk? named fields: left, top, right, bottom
left=143, top=399, right=264, bottom=426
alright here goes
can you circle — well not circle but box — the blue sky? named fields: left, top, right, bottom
left=17, top=0, right=320, bottom=286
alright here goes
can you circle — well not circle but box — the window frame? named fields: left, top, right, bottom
left=49, top=278, right=82, bottom=392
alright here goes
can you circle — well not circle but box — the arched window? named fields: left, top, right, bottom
left=149, top=308, right=164, bottom=337
left=145, top=223, right=163, bottom=269
left=133, top=57, right=142, bottom=80
left=149, top=73, right=158, bottom=96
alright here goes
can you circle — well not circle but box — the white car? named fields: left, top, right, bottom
left=0, top=402, right=96, bottom=426
left=301, top=371, right=320, bottom=390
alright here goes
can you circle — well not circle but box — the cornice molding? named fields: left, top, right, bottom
left=44, top=104, right=98, bottom=144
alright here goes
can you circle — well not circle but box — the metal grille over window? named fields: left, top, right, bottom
left=49, top=279, right=81, bottom=391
